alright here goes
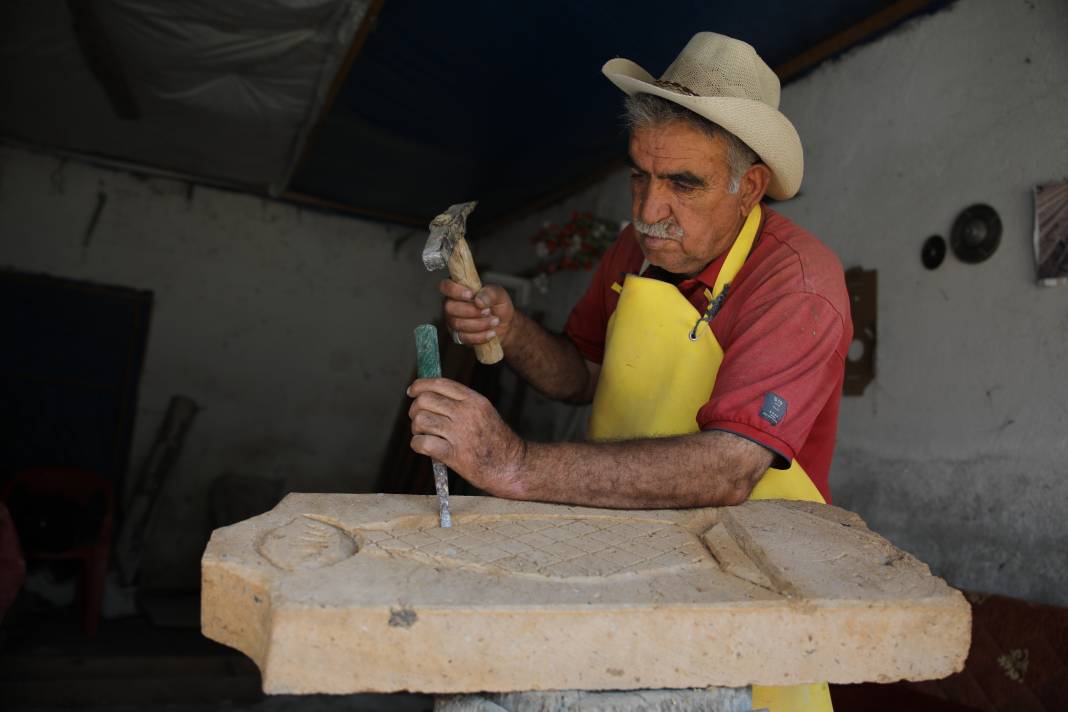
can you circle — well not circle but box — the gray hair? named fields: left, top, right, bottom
left=623, top=93, right=759, bottom=194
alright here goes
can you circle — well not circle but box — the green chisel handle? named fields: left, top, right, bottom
left=414, top=324, right=452, bottom=528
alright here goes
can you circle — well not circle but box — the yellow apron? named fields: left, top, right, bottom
left=588, top=204, right=832, bottom=712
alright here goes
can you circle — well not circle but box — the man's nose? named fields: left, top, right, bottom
left=636, top=180, right=672, bottom=225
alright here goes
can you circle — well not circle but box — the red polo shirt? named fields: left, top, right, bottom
left=564, top=206, right=851, bottom=502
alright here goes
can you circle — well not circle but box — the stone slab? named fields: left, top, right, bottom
left=201, top=494, right=971, bottom=694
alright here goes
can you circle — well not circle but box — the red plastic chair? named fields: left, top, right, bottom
left=0, top=501, right=26, bottom=620
left=1, top=468, right=114, bottom=635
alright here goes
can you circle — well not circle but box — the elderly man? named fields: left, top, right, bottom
left=409, top=32, right=850, bottom=712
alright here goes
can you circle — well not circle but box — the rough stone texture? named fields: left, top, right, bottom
left=201, top=494, right=971, bottom=694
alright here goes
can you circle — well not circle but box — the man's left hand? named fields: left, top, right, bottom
left=408, top=378, right=526, bottom=498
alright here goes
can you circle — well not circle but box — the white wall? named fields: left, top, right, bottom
left=483, top=0, right=1068, bottom=604
left=0, top=146, right=442, bottom=586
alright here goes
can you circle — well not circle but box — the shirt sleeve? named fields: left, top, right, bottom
left=697, top=291, right=845, bottom=466
left=563, top=228, right=633, bottom=364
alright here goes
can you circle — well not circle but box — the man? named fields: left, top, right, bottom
left=408, top=32, right=850, bottom=712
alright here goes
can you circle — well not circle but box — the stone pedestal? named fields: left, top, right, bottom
left=201, top=494, right=970, bottom=694
left=435, top=687, right=752, bottom=711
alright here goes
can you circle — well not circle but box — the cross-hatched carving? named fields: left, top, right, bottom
left=358, top=517, right=711, bottom=579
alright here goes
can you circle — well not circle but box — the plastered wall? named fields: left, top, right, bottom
left=0, top=148, right=443, bottom=586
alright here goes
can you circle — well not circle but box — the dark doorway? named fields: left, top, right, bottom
left=0, top=270, right=152, bottom=501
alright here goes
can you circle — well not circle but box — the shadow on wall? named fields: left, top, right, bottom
left=207, top=473, right=286, bottom=531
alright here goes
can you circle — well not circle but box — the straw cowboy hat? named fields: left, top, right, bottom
left=603, top=32, right=803, bottom=200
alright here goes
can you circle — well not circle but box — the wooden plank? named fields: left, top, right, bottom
left=774, top=0, right=943, bottom=81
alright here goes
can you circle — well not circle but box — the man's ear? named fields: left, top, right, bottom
left=738, top=163, right=772, bottom=214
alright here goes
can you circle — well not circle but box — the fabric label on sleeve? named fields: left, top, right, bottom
left=760, top=392, right=788, bottom=426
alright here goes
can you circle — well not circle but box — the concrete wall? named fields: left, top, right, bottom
left=0, top=146, right=443, bottom=586
left=484, top=0, right=1068, bottom=605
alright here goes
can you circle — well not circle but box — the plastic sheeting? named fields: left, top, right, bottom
left=0, top=0, right=370, bottom=192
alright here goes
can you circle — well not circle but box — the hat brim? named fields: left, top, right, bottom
left=603, top=57, right=803, bottom=200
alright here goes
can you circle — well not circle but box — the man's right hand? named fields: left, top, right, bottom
left=441, top=278, right=596, bottom=403
left=440, top=279, right=516, bottom=348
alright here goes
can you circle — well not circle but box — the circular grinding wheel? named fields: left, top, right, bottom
left=950, top=204, right=1002, bottom=264
left=922, top=235, right=947, bottom=270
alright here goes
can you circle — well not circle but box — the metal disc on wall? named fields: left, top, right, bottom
left=921, top=235, right=947, bottom=270
left=950, top=204, right=1002, bottom=264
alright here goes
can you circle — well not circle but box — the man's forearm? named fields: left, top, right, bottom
left=505, top=430, right=773, bottom=509
left=502, top=310, right=594, bottom=403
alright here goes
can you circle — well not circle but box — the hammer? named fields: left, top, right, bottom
left=422, top=201, right=504, bottom=365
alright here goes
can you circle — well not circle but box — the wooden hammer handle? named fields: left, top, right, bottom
left=448, top=235, right=504, bottom=364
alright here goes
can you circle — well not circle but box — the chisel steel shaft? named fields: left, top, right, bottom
left=413, top=324, right=452, bottom=527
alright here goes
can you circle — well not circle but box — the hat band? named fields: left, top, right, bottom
left=653, top=79, right=698, bottom=96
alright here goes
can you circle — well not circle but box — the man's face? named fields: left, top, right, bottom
left=628, top=121, right=750, bottom=275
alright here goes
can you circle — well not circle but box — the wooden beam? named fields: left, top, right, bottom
left=481, top=159, right=627, bottom=236
left=315, top=0, right=387, bottom=133
left=774, top=0, right=943, bottom=82
left=281, top=190, right=428, bottom=227
left=285, top=0, right=388, bottom=184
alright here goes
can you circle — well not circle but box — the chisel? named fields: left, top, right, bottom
left=413, top=324, right=452, bottom=528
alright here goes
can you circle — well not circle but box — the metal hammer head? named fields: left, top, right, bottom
left=422, top=201, right=478, bottom=271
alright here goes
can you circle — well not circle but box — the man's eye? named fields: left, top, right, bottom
left=630, top=171, right=646, bottom=180
left=672, top=181, right=696, bottom=192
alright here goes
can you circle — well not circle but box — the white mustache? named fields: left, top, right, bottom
left=634, top=218, right=685, bottom=240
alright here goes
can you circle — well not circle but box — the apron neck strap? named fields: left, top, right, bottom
left=711, top=204, right=762, bottom=300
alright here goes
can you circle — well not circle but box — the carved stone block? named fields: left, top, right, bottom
left=201, top=494, right=970, bottom=694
